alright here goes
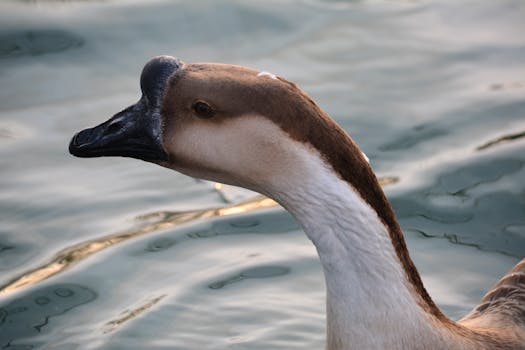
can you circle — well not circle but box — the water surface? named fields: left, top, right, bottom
left=0, top=0, right=524, bottom=348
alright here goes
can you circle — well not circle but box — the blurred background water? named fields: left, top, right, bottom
left=0, top=0, right=524, bottom=348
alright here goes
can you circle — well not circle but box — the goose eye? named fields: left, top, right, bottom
left=192, top=100, right=215, bottom=119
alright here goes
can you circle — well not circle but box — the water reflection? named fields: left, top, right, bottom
left=0, top=128, right=13, bottom=139
left=0, top=243, right=14, bottom=255
left=0, top=176, right=397, bottom=297
left=209, top=265, right=291, bottom=290
left=407, top=229, right=499, bottom=255
left=393, top=154, right=525, bottom=257
left=103, top=295, right=166, bottom=334
left=145, top=237, right=176, bottom=253
left=476, top=130, right=525, bottom=151
left=0, top=283, right=96, bottom=348
left=436, top=158, right=523, bottom=195
left=489, top=81, right=525, bottom=91
left=0, top=196, right=276, bottom=296
left=379, top=123, right=447, bottom=152
left=0, top=29, right=83, bottom=58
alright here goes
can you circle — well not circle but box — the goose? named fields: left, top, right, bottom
left=69, top=55, right=525, bottom=349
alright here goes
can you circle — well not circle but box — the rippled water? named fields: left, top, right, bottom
left=0, top=0, right=524, bottom=348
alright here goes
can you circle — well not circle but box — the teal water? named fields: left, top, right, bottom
left=0, top=0, right=524, bottom=348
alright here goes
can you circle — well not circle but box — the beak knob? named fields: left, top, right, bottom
left=69, top=55, right=182, bottom=163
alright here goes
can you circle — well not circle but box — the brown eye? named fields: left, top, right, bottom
left=192, top=100, right=215, bottom=119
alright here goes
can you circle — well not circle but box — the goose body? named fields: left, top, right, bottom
left=69, top=56, right=525, bottom=349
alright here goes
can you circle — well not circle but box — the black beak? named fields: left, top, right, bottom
left=68, top=99, right=168, bottom=162
left=69, top=55, right=181, bottom=163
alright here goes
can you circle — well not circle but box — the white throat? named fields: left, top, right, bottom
left=261, top=143, right=449, bottom=349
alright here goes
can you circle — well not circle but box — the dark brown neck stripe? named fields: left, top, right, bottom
left=265, top=77, right=447, bottom=320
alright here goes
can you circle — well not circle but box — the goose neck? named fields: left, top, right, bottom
left=263, top=149, right=451, bottom=349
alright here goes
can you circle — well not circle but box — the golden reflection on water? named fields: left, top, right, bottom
left=213, top=182, right=231, bottom=203
left=378, top=176, right=399, bottom=186
left=0, top=195, right=276, bottom=296
left=476, top=130, right=525, bottom=151
left=103, top=294, right=166, bottom=333
left=0, top=177, right=395, bottom=296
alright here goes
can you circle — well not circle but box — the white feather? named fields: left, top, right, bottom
left=257, top=71, right=278, bottom=80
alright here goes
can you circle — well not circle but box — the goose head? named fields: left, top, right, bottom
left=70, top=57, right=525, bottom=350
left=69, top=55, right=369, bottom=196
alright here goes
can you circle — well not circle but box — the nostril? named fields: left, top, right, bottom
left=73, top=128, right=96, bottom=147
left=71, top=132, right=80, bottom=147
left=106, top=120, right=123, bottom=135
left=69, top=130, right=91, bottom=155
